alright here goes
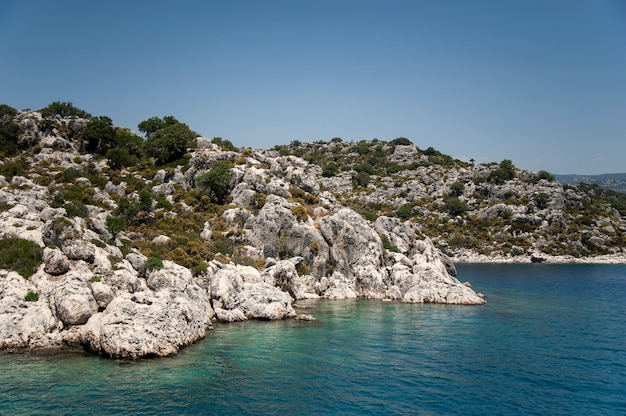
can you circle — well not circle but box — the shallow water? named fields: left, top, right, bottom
left=1, top=264, right=625, bottom=415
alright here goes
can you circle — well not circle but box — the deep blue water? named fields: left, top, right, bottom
left=1, top=264, right=625, bottom=415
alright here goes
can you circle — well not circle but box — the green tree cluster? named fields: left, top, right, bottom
left=40, top=101, right=92, bottom=119
left=197, top=160, right=233, bottom=204
left=489, top=159, right=516, bottom=184
left=140, top=116, right=197, bottom=165
left=0, top=104, right=24, bottom=156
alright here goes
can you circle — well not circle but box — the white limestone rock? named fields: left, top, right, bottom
left=236, top=282, right=296, bottom=320
left=43, top=247, right=70, bottom=276
left=52, top=278, right=98, bottom=326
left=82, top=289, right=211, bottom=359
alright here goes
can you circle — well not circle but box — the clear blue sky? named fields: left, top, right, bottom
left=1, top=0, right=625, bottom=174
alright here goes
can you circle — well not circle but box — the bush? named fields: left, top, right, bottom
left=0, top=237, right=43, bottom=278
left=353, top=171, right=370, bottom=187
left=197, top=161, right=233, bottom=204
left=81, top=116, right=116, bottom=154
left=397, top=204, right=413, bottom=219
left=391, top=137, right=413, bottom=146
left=450, top=181, right=465, bottom=197
left=106, top=147, right=138, bottom=169
left=0, top=158, right=28, bottom=179
left=537, top=170, right=555, bottom=182
left=211, top=235, right=235, bottom=256
left=62, top=167, right=83, bottom=183
left=147, top=255, right=163, bottom=270
left=444, top=196, right=468, bottom=216
left=534, top=193, right=550, bottom=209
left=322, top=163, right=339, bottom=177
left=291, top=205, right=308, bottom=222
left=0, top=105, right=23, bottom=155
left=489, top=159, right=515, bottom=184
left=106, top=215, right=127, bottom=239
left=24, top=290, right=39, bottom=302
left=40, top=101, right=91, bottom=119
left=142, top=119, right=197, bottom=165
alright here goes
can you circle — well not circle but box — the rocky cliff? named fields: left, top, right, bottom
left=0, top=107, right=487, bottom=358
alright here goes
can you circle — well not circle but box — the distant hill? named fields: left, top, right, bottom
left=554, top=173, right=626, bottom=194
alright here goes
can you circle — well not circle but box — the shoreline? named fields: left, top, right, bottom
left=453, top=252, right=626, bottom=265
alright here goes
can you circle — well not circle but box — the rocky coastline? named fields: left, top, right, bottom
left=454, top=252, right=626, bottom=264
left=1, top=105, right=624, bottom=358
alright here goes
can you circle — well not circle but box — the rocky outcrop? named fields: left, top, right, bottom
left=13, top=108, right=592, bottom=359
left=82, top=261, right=213, bottom=358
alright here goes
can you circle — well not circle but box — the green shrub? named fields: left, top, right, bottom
left=40, top=101, right=91, bottom=119
left=24, top=290, right=39, bottom=302
left=450, top=181, right=465, bottom=197
left=537, top=170, right=555, bottom=182
left=106, top=215, right=127, bottom=239
left=322, top=163, right=338, bottom=177
left=0, top=237, right=43, bottom=278
left=380, top=234, right=399, bottom=252
left=444, top=196, right=468, bottom=216
left=391, top=137, right=413, bottom=146
left=0, top=158, right=28, bottom=179
left=142, top=119, right=197, bottom=165
left=291, top=205, right=308, bottom=222
left=534, top=193, right=550, bottom=209
left=147, top=255, right=163, bottom=270
left=296, top=263, right=310, bottom=276
left=353, top=171, right=370, bottom=187
left=197, top=160, right=233, bottom=204
left=211, top=235, right=235, bottom=256
left=397, top=204, right=413, bottom=219
left=106, top=147, right=138, bottom=169
left=64, top=201, right=89, bottom=218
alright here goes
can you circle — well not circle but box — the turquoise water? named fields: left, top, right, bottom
left=1, top=264, right=625, bottom=415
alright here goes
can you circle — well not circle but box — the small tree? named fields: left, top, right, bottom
left=444, top=196, right=468, bottom=216
left=142, top=122, right=197, bottom=165
left=534, top=193, right=550, bottom=209
left=81, top=116, right=116, bottom=155
left=197, top=161, right=233, bottom=204
left=105, top=215, right=127, bottom=240
left=537, top=170, right=554, bottom=182
left=353, top=171, right=370, bottom=187
left=138, top=189, right=153, bottom=212
left=322, top=163, right=338, bottom=177
left=450, top=181, right=465, bottom=197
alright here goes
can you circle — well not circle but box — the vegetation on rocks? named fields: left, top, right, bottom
left=0, top=101, right=624, bottom=357
left=0, top=237, right=43, bottom=278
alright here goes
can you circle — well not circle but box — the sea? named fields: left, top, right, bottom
left=1, top=264, right=625, bottom=416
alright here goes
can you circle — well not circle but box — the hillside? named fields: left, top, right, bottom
left=0, top=103, right=624, bottom=357
left=0, top=103, right=490, bottom=358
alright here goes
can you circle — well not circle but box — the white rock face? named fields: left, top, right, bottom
left=82, top=261, right=213, bottom=358
left=43, top=247, right=70, bottom=276
left=52, top=278, right=98, bottom=326
left=237, top=282, right=296, bottom=320
left=0, top=272, right=60, bottom=350
left=82, top=291, right=208, bottom=359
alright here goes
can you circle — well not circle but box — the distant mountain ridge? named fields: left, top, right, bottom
left=554, top=173, right=626, bottom=194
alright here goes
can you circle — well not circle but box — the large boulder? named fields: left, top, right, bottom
left=52, top=277, right=98, bottom=326
left=236, top=282, right=296, bottom=320
left=43, top=247, right=70, bottom=276
left=82, top=261, right=213, bottom=358
left=0, top=271, right=60, bottom=350
left=82, top=290, right=210, bottom=359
